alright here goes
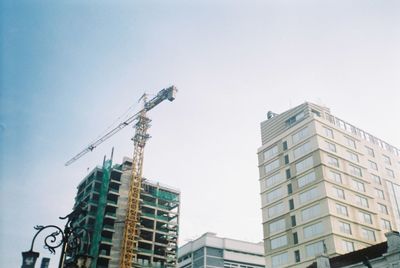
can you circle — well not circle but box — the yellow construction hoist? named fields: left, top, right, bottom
left=65, top=86, right=177, bottom=268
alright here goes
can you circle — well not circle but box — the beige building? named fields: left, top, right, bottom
left=257, top=103, right=400, bottom=268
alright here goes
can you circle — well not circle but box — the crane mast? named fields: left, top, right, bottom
left=120, top=86, right=177, bottom=268
left=65, top=86, right=177, bottom=268
left=119, top=109, right=150, bottom=268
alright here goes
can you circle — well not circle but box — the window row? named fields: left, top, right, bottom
left=322, top=121, right=400, bottom=156
left=322, top=125, right=397, bottom=168
left=335, top=202, right=389, bottom=216
left=271, top=240, right=327, bottom=267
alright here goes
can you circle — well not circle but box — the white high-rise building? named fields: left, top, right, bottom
left=257, top=102, right=400, bottom=268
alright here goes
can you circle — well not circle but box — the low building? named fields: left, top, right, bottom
left=178, top=232, right=265, bottom=268
left=307, top=231, right=400, bottom=268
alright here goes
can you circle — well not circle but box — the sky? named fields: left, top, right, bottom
left=1, top=0, right=400, bottom=267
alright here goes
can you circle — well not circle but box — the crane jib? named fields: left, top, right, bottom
left=64, top=85, right=177, bottom=166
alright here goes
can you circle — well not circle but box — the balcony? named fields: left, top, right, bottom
left=100, top=237, right=113, bottom=245
left=103, top=224, right=115, bottom=232
left=105, top=212, right=117, bottom=219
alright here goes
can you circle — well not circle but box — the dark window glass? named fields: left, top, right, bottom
left=284, top=155, right=289, bottom=164
left=206, top=257, right=224, bottom=267
left=295, top=250, right=301, bottom=262
left=286, top=169, right=291, bottom=179
left=293, top=232, right=298, bottom=244
left=206, top=247, right=223, bottom=258
left=289, top=199, right=294, bottom=210
left=291, top=215, right=297, bottom=227
left=283, top=141, right=288, bottom=151
left=193, top=248, right=204, bottom=259
left=287, top=184, right=293, bottom=194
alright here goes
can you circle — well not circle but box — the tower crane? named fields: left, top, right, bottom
left=65, top=85, right=177, bottom=267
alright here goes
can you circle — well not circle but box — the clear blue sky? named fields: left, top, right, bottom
left=1, top=0, right=399, bottom=267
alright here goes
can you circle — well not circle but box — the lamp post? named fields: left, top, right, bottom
left=21, top=204, right=92, bottom=268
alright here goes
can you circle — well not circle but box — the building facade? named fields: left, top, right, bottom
left=177, top=232, right=265, bottom=268
left=258, top=102, right=400, bottom=268
left=74, top=157, right=180, bottom=268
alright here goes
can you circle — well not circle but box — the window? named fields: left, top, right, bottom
left=355, top=196, right=369, bottom=208
left=287, top=184, right=293, bottom=194
left=268, top=202, right=285, bottom=218
left=345, top=137, right=356, bottom=149
left=339, top=222, right=352, bottom=234
left=342, top=240, right=354, bottom=253
left=265, top=173, right=284, bottom=188
left=206, top=247, right=223, bottom=257
left=193, top=248, right=204, bottom=259
left=347, top=151, right=359, bottom=162
left=329, top=170, right=342, bottom=183
left=263, top=145, right=278, bottom=160
left=283, top=141, right=288, bottom=151
left=306, top=241, right=324, bottom=257
left=293, top=141, right=311, bottom=159
left=271, top=235, right=288, bottom=249
left=382, top=155, right=391, bottom=165
left=265, top=159, right=280, bottom=173
left=266, top=187, right=284, bottom=203
left=378, top=203, right=388, bottom=215
left=327, top=155, right=339, bottom=167
left=381, top=219, right=391, bottom=230
left=323, top=127, right=334, bottom=138
left=269, top=218, right=286, bottom=234
left=289, top=199, right=294, bottom=210
left=325, top=141, right=336, bottom=152
left=299, top=188, right=319, bottom=204
left=304, top=222, right=323, bottom=239
left=292, top=127, right=309, bottom=144
left=366, top=146, right=374, bottom=157
left=294, top=250, right=301, bottom=263
left=361, top=228, right=376, bottom=241
left=359, top=211, right=372, bottom=224
left=302, top=204, right=321, bottom=221
left=284, top=155, right=289, bottom=164
left=206, top=257, right=223, bottom=266
left=285, top=168, right=292, bottom=179
left=296, top=156, right=314, bottom=173
left=311, top=109, right=321, bottom=117
left=352, top=180, right=365, bottom=192
left=298, top=171, right=316, bottom=188
left=293, top=232, right=299, bottom=244
left=371, top=174, right=381, bottom=185
left=369, top=160, right=378, bottom=171
left=386, top=168, right=395, bottom=178
left=375, top=188, right=385, bottom=199
left=336, top=204, right=348, bottom=216
left=291, top=215, right=297, bottom=227
left=286, top=169, right=291, bottom=179
left=286, top=112, right=305, bottom=126
left=349, top=165, right=362, bottom=177
left=271, top=252, right=288, bottom=268
left=334, top=188, right=345, bottom=199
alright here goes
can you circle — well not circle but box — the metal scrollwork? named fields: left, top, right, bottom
left=30, top=225, right=65, bottom=254
left=23, top=203, right=91, bottom=268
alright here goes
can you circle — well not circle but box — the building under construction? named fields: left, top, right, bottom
left=73, top=157, right=180, bottom=268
